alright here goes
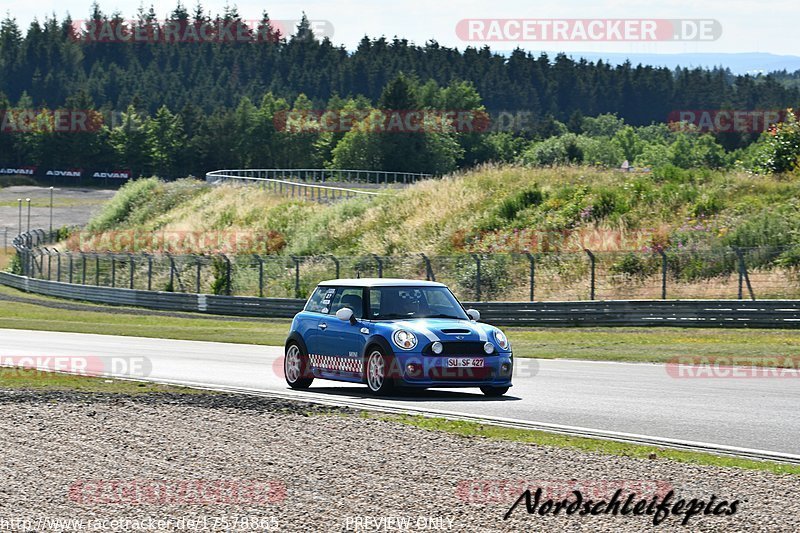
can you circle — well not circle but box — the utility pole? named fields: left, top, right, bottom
left=49, top=187, right=54, bottom=235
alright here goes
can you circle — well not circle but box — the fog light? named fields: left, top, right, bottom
left=483, top=342, right=495, bottom=354
left=407, top=363, right=419, bottom=375
left=501, top=363, right=511, bottom=376
left=431, top=341, right=443, bottom=355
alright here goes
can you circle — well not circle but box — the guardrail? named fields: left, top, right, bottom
left=207, top=168, right=432, bottom=185
left=206, top=170, right=386, bottom=202
left=2, top=271, right=799, bottom=327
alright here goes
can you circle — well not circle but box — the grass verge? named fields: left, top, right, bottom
left=382, top=414, right=800, bottom=475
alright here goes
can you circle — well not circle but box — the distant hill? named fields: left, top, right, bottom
left=531, top=52, right=800, bottom=75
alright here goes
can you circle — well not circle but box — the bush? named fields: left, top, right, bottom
left=522, top=134, right=584, bottom=166
left=610, top=252, right=658, bottom=278
left=754, top=109, right=800, bottom=174
left=690, top=193, right=723, bottom=217
left=495, top=185, right=543, bottom=220
left=210, top=256, right=230, bottom=295
left=455, top=254, right=511, bottom=300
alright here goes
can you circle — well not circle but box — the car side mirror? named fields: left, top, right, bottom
left=466, top=309, right=480, bottom=321
left=336, top=308, right=356, bottom=323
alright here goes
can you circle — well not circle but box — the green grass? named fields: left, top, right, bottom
left=384, top=414, right=800, bottom=475
left=1, top=285, right=800, bottom=366
left=0, top=285, right=289, bottom=345
left=0, top=367, right=209, bottom=394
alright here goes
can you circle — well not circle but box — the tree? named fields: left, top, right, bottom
left=145, top=106, right=187, bottom=178
left=108, top=105, right=150, bottom=177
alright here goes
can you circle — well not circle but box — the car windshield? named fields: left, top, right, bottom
left=368, top=286, right=468, bottom=320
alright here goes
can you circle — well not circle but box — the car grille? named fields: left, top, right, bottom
left=423, top=341, right=486, bottom=356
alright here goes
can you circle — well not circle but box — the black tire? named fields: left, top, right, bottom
left=285, top=342, right=314, bottom=389
left=480, top=386, right=509, bottom=397
left=364, top=347, right=394, bottom=395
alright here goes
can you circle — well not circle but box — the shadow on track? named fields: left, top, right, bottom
left=298, top=385, right=522, bottom=402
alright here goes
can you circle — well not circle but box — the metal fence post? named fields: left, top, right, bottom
left=734, top=247, right=755, bottom=301
left=146, top=254, right=153, bottom=291
left=225, top=255, right=232, bottom=295
left=372, top=254, right=383, bottom=278
left=658, top=249, right=667, bottom=300
left=524, top=252, right=535, bottom=301
left=195, top=256, right=202, bottom=294
left=471, top=254, right=482, bottom=302
left=80, top=252, right=87, bottom=285
left=128, top=253, right=135, bottom=289
left=166, top=253, right=174, bottom=292
left=68, top=252, right=73, bottom=284
left=95, top=254, right=100, bottom=286
left=55, top=250, right=61, bottom=282
left=585, top=249, right=596, bottom=301
left=290, top=256, right=301, bottom=298
left=420, top=253, right=435, bottom=282
left=254, top=255, right=264, bottom=297
left=111, top=255, right=116, bottom=288
left=328, top=255, right=340, bottom=279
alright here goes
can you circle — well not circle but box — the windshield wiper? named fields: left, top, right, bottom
left=420, top=314, right=464, bottom=319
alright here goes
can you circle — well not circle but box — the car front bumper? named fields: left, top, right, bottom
left=389, top=352, right=513, bottom=388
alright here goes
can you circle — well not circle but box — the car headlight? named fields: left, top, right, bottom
left=392, top=330, right=418, bottom=350
left=494, top=330, right=509, bottom=350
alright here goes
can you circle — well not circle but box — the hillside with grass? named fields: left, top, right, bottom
left=82, top=166, right=800, bottom=259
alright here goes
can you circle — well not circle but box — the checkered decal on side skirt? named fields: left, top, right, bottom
left=309, top=354, right=364, bottom=373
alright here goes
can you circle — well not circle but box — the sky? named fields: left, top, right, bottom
left=6, top=0, right=799, bottom=56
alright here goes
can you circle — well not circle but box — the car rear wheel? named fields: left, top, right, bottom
left=365, top=349, right=394, bottom=395
left=285, top=343, right=314, bottom=389
left=480, top=386, right=509, bottom=397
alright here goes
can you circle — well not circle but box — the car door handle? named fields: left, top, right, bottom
left=319, top=323, right=328, bottom=330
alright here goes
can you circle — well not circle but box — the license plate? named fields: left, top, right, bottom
left=447, top=358, right=485, bottom=368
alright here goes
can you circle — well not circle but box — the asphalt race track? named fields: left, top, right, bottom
left=2, top=328, right=799, bottom=459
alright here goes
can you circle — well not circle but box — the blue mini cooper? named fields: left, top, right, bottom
left=284, top=279, right=513, bottom=396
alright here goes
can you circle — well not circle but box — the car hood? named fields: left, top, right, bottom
left=380, top=318, right=493, bottom=343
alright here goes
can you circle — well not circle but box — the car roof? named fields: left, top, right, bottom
left=318, top=278, right=446, bottom=288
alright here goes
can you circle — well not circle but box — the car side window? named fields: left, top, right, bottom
left=330, top=287, right=364, bottom=318
left=305, top=286, right=336, bottom=314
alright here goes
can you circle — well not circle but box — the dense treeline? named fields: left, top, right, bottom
left=0, top=3, right=799, bottom=176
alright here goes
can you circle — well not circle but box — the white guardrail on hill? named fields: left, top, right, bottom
left=205, top=169, right=434, bottom=202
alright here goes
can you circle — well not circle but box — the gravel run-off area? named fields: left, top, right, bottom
left=0, top=390, right=799, bottom=532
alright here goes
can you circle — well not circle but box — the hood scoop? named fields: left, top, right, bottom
left=440, top=329, right=472, bottom=335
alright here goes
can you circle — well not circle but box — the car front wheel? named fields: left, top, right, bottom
left=285, top=343, right=314, bottom=389
left=480, top=386, right=509, bottom=397
left=365, top=349, right=394, bottom=395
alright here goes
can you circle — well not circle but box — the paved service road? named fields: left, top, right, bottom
left=2, top=328, right=799, bottom=456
